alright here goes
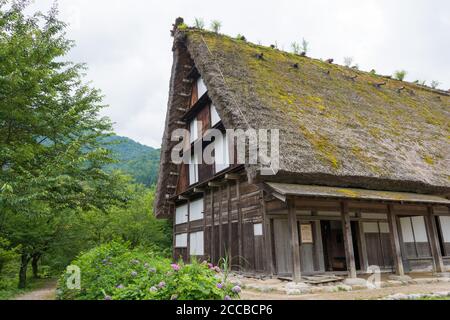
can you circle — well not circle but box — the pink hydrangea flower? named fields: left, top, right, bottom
left=224, top=295, right=232, bottom=300
left=232, top=286, right=241, bottom=293
left=171, top=263, right=180, bottom=271
left=158, top=281, right=166, bottom=288
left=217, top=283, right=224, bottom=289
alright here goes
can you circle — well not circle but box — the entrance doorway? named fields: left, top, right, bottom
left=321, top=220, right=361, bottom=272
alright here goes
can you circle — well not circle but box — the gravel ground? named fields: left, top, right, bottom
left=241, top=282, right=450, bottom=300
left=13, top=280, right=57, bottom=301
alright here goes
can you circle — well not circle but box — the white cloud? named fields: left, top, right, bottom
left=31, top=0, right=450, bottom=147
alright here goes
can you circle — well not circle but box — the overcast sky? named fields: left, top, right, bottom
left=31, top=0, right=450, bottom=148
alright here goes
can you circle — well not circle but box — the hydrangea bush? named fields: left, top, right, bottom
left=56, top=242, right=239, bottom=300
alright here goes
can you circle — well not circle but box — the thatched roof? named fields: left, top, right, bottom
left=155, top=26, right=449, bottom=217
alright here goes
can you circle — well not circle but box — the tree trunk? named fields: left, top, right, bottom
left=18, top=253, right=30, bottom=289
left=32, top=254, right=41, bottom=279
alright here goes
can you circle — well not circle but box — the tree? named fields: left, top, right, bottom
left=194, top=17, right=204, bottom=29
left=344, top=57, right=354, bottom=67
left=301, top=38, right=309, bottom=55
left=430, top=80, right=440, bottom=89
left=0, top=1, right=129, bottom=288
left=393, top=70, right=407, bottom=81
left=291, top=42, right=300, bottom=55
left=210, top=20, right=222, bottom=34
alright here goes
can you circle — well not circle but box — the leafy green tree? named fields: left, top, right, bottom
left=0, top=1, right=129, bottom=288
left=394, top=70, right=407, bottom=81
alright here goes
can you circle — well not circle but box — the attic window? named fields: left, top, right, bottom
left=197, top=77, right=208, bottom=99
left=214, top=131, right=230, bottom=173
left=210, top=104, right=221, bottom=126
left=189, top=151, right=199, bottom=185
left=189, top=117, right=199, bottom=143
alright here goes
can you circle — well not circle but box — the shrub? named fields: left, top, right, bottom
left=343, top=57, right=353, bottom=67
left=430, top=80, right=440, bottom=89
left=393, top=70, right=407, bottom=81
left=210, top=20, right=222, bottom=34
left=57, top=242, right=239, bottom=300
left=194, top=18, right=205, bottom=29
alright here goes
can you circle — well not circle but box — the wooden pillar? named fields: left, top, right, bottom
left=387, top=205, right=405, bottom=276
left=425, top=206, right=445, bottom=273
left=236, top=179, right=243, bottom=269
left=218, top=186, right=223, bottom=260
left=227, top=182, right=232, bottom=261
left=261, top=190, right=274, bottom=275
left=187, top=199, right=191, bottom=262
left=210, top=189, right=215, bottom=263
left=341, top=201, right=357, bottom=279
left=357, top=219, right=369, bottom=273
left=288, top=199, right=302, bottom=282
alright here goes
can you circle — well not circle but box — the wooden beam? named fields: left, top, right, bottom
left=193, top=187, right=205, bottom=194
left=218, top=186, right=223, bottom=260
left=210, top=189, right=215, bottom=263
left=341, top=201, right=357, bottom=279
left=208, top=181, right=223, bottom=188
left=225, top=173, right=240, bottom=180
left=187, top=198, right=191, bottom=262
left=387, top=205, right=405, bottom=276
left=425, top=206, right=445, bottom=273
left=288, top=199, right=302, bottom=282
left=236, top=179, right=243, bottom=270
left=227, top=182, right=232, bottom=262
left=261, top=190, right=274, bottom=275
left=358, top=220, right=369, bottom=273
left=178, top=195, right=189, bottom=201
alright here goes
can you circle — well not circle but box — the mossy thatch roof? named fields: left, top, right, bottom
left=183, top=29, right=449, bottom=195
left=155, top=28, right=449, bottom=216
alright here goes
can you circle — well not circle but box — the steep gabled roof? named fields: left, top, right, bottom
left=155, top=26, right=449, bottom=217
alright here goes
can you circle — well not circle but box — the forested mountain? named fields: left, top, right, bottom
left=102, top=135, right=161, bottom=187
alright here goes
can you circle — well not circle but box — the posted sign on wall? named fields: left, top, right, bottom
left=300, top=224, right=313, bottom=244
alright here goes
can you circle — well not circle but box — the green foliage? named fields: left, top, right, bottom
left=430, top=80, right=440, bottom=89
left=344, top=57, right=354, bottom=67
left=177, top=23, right=188, bottom=31
left=291, top=42, right=300, bottom=55
left=210, top=20, right=222, bottom=34
left=301, top=38, right=309, bottom=55
left=194, top=17, right=205, bottom=29
left=0, top=1, right=139, bottom=289
left=57, top=242, right=240, bottom=300
left=0, top=237, right=18, bottom=275
left=236, top=34, right=246, bottom=41
left=393, top=70, right=407, bottom=81
left=101, top=135, right=160, bottom=187
left=42, top=186, right=171, bottom=272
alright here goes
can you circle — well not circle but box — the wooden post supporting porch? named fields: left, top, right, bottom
left=341, top=201, right=357, bottom=279
left=387, top=204, right=405, bottom=276
left=287, top=198, right=302, bottom=282
left=425, top=206, right=445, bottom=273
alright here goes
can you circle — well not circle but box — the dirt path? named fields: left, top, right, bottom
left=242, top=282, right=450, bottom=300
left=13, top=280, right=57, bottom=301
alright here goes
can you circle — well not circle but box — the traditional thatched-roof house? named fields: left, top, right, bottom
left=156, top=18, right=450, bottom=280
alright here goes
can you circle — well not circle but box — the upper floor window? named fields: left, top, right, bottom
left=190, top=198, right=204, bottom=221
left=197, top=77, right=207, bottom=99
left=175, top=203, right=188, bottom=225
left=210, top=104, right=221, bottom=127
left=214, top=131, right=230, bottom=173
left=189, top=117, right=199, bottom=143
left=189, top=151, right=199, bottom=185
